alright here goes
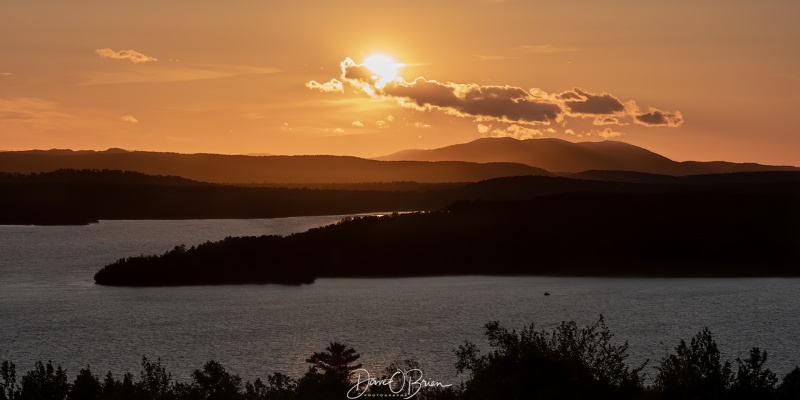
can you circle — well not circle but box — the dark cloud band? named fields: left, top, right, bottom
left=307, top=57, right=684, bottom=131
left=635, top=109, right=684, bottom=127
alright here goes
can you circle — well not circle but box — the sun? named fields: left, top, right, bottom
left=363, top=54, right=403, bottom=88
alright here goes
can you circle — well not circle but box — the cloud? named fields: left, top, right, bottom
left=376, top=115, right=394, bottom=129
left=351, top=121, right=364, bottom=127
left=589, top=128, right=624, bottom=139
left=96, top=48, right=157, bottom=63
left=120, top=115, right=138, bottom=123
left=382, top=79, right=562, bottom=125
left=482, top=124, right=543, bottom=140
left=560, top=88, right=627, bottom=116
left=408, top=122, right=432, bottom=129
left=307, top=57, right=684, bottom=132
left=0, top=98, right=72, bottom=131
left=245, top=112, right=268, bottom=119
left=334, top=128, right=345, bottom=133
left=519, top=45, right=579, bottom=54
left=473, top=55, right=514, bottom=62
left=506, top=125, right=543, bottom=139
left=0, top=72, right=12, bottom=76
left=0, top=98, right=66, bottom=121
left=593, top=116, right=627, bottom=126
left=82, top=64, right=279, bottom=85
left=0, top=111, right=35, bottom=120
left=634, top=108, right=684, bottom=127
left=556, top=91, right=584, bottom=101
left=306, top=79, right=343, bottom=93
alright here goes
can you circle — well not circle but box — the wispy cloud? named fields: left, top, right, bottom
left=479, top=123, right=543, bottom=139
left=473, top=54, right=515, bottom=62
left=306, top=57, right=684, bottom=133
left=0, top=72, right=12, bottom=76
left=558, top=88, right=628, bottom=117
left=82, top=64, right=279, bottom=85
left=376, top=115, right=394, bottom=129
left=351, top=121, right=364, bottom=127
left=306, top=79, right=343, bottom=93
left=593, top=116, right=627, bottom=126
left=519, top=44, right=579, bottom=54
left=96, top=48, right=157, bottom=63
left=0, top=98, right=64, bottom=120
left=634, top=107, right=684, bottom=127
left=120, top=115, right=138, bottom=124
left=0, top=98, right=72, bottom=130
left=588, top=128, right=624, bottom=139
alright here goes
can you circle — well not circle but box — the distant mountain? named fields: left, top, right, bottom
left=0, top=149, right=551, bottom=184
left=569, top=170, right=800, bottom=184
left=0, top=169, right=201, bottom=186
left=377, top=137, right=800, bottom=175
left=5, top=169, right=799, bottom=225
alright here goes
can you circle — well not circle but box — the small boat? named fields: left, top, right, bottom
left=544, top=292, right=550, bottom=296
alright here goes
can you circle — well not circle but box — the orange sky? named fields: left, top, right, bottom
left=1, top=0, right=798, bottom=166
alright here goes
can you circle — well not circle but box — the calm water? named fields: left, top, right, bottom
left=1, top=217, right=800, bottom=384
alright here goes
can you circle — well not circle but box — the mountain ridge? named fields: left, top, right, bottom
left=3, top=137, right=797, bottom=184
left=376, top=137, right=800, bottom=175
left=0, top=150, right=551, bottom=184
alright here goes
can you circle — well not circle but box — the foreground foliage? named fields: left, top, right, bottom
left=454, top=317, right=644, bottom=399
left=3, top=318, right=800, bottom=399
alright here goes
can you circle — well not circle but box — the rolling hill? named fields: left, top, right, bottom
left=377, top=137, right=800, bottom=175
left=0, top=149, right=550, bottom=184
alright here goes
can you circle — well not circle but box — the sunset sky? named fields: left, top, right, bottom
left=1, top=0, right=798, bottom=166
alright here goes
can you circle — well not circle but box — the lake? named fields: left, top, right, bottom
left=2, top=217, right=799, bottom=384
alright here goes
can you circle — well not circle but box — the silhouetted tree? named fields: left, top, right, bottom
left=103, top=371, right=136, bottom=400
left=243, top=373, right=295, bottom=400
left=69, top=368, right=102, bottom=400
left=19, top=361, right=69, bottom=400
left=136, top=357, right=172, bottom=400
left=296, top=342, right=361, bottom=400
left=777, top=367, right=800, bottom=400
left=189, top=361, right=242, bottom=400
left=729, top=347, right=777, bottom=399
left=454, top=316, right=644, bottom=400
left=99, top=372, right=135, bottom=400
left=10, top=320, right=800, bottom=400
left=655, top=328, right=732, bottom=399
left=1, top=361, right=19, bottom=400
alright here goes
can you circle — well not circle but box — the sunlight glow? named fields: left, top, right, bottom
left=363, top=54, right=403, bottom=88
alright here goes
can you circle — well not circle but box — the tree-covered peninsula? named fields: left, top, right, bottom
left=94, top=190, right=800, bottom=286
